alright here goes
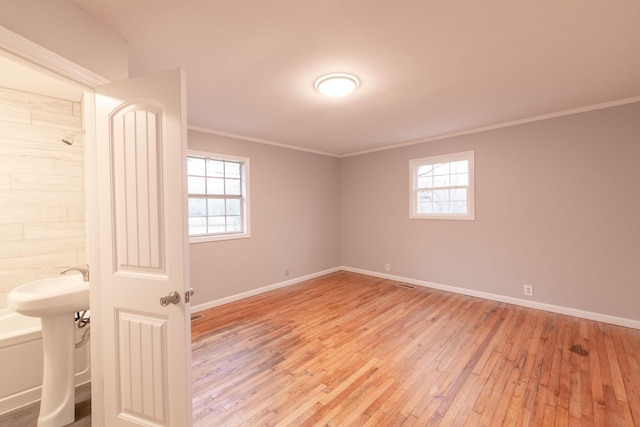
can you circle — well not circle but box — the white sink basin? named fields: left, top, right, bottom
left=8, top=275, right=90, bottom=318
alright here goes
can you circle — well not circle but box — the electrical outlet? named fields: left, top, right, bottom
left=385, top=264, right=391, bottom=271
left=523, top=284, right=534, bottom=297
left=285, top=269, right=290, bottom=276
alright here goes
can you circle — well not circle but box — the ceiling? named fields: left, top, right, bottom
left=71, top=0, right=640, bottom=156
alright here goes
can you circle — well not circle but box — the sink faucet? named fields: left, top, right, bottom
left=60, top=265, right=90, bottom=282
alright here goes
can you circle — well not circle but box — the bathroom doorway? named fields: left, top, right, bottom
left=0, top=51, right=91, bottom=425
left=0, top=38, right=193, bottom=425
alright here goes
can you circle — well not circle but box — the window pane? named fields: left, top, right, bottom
left=225, top=162, right=241, bottom=179
left=417, top=191, right=432, bottom=213
left=187, top=157, right=206, bottom=176
left=207, top=160, right=224, bottom=177
left=433, top=189, right=450, bottom=202
left=188, top=198, right=206, bottom=217
left=450, top=160, right=468, bottom=173
left=451, top=201, right=467, bottom=213
left=433, top=174, right=450, bottom=187
left=432, top=201, right=448, bottom=213
left=188, top=217, right=207, bottom=236
left=450, top=173, right=469, bottom=186
left=417, top=176, right=433, bottom=189
left=207, top=178, right=224, bottom=195
left=417, top=165, right=433, bottom=176
left=207, top=199, right=225, bottom=216
left=225, top=178, right=241, bottom=195
left=227, top=215, right=241, bottom=232
left=433, top=163, right=449, bottom=175
left=417, top=190, right=432, bottom=202
left=226, top=198, right=241, bottom=215
left=188, top=176, right=206, bottom=195
left=450, top=188, right=467, bottom=201
left=207, top=216, right=225, bottom=234
left=418, top=201, right=433, bottom=213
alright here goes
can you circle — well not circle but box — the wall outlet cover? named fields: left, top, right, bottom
left=523, top=284, right=534, bottom=297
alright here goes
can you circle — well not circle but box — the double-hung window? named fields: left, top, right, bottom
left=410, top=150, right=475, bottom=220
left=187, top=151, right=250, bottom=242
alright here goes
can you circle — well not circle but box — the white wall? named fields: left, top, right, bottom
left=340, top=102, right=640, bottom=322
left=0, top=0, right=128, bottom=81
left=188, top=130, right=341, bottom=306
left=0, top=86, right=85, bottom=308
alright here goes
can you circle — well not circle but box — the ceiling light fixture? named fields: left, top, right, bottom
left=315, top=73, right=360, bottom=97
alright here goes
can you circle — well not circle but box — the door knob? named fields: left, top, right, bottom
left=160, top=291, right=181, bottom=307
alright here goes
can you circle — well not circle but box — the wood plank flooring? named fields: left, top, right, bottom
left=192, top=271, right=640, bottom=426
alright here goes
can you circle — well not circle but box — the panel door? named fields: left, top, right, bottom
left=94, top=69, right=192, bottom=426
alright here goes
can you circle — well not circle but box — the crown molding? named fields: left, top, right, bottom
left=341, top=96, right=640, bottom=157
left=0, top=25, right=110, bottom=88
left=188, top=125, right=338, bottom=158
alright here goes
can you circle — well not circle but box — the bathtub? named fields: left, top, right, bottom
left=0, top=308, right=91, bottom=415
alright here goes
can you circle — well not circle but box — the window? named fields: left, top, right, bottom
left=187, top=151, right=250, bottom=242
left=410, top=150, right=475, bottom=220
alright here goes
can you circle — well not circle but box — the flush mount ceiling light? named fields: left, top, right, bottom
left=315, top=73, right=360, bottom=97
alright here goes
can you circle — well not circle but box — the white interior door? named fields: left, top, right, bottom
left=93, top=69, right=192, bottom=426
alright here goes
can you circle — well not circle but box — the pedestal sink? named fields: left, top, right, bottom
left=7, top=273, right=90, bottom=427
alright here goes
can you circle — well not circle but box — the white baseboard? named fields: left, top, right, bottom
left=340, top=266, right=640, bottom=330
left=190, top=265, right=640, bottom=330
left=191, top=267, right=342, bottom=313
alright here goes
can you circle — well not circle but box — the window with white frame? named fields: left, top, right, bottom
left=410, top=150, right=475, bottom=220
left=187, top=151, right=250, bottom=242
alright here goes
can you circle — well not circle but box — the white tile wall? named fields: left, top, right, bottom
left=0, top=86, right=84, bottom=308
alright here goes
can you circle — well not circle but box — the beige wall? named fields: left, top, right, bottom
left=340, top=102, right=640, bottom=321
left=0, top=0, right=128, bottom=81
left=188, top=130, right=341, bottom=305
left=0, top=86, right=85, bottom=308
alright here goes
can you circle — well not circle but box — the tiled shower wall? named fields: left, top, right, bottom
left=0, top=86, right=84, bottom=308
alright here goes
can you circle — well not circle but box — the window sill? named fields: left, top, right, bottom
left=410, top=213, right=475, bottom=221
left=189, top=232, right=251, bottom=244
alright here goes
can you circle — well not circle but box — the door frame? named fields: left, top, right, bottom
left=0, top=25, right=109, bottom=88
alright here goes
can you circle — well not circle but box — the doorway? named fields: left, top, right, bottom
left=0, top=52, right=92, bottom=425
left=1, top=30, right=194, bottom=426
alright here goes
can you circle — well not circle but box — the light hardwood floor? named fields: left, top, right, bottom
left=192, top=271, right=640, bottom=426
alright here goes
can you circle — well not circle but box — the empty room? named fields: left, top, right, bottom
left=0, top=1, right=639, bottom=426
